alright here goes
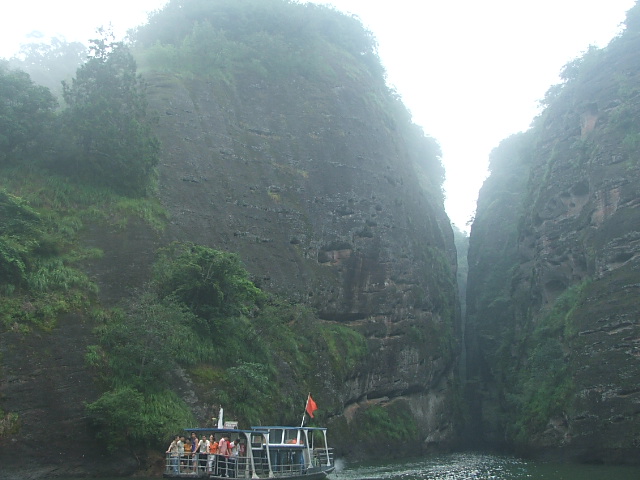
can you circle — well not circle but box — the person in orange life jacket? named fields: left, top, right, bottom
left=208, top=434, right=219, bottom=472
left=183, top=436, right=193, bottom=471
left=209, top=435, right=219, bottom=453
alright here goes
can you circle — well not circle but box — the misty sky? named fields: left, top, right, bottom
left=1, top=0, right=636, bottom=231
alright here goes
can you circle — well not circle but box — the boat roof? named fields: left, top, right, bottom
left=184, top=426, right=326, bottom=433
left=184, top=427, right=256, bottom=434
left=182, top=426, right=328, bottom=436
left=251, top=426, right=327, bottom=431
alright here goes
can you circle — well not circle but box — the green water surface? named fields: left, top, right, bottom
left=332, top=452, right=640, bottom=480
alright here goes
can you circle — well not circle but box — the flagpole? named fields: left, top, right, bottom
left=300, top=393, right=310, bottom=427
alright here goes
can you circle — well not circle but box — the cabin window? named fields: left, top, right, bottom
left=251, top=434, right=265, bottom=448
left=284, top=429, right=298, bottom=444
left=269, top=429, right=283, bottom=444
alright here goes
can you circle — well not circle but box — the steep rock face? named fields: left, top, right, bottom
left=0, top=315, right=139, bottom=479
left=464, top=133, right=533, bottom=447
left=0, top=220, right=163, bottom=479
left=148, top=69, right=460, bottom=453
left=466, top=7, right=640, bottom=463
left=0, top=8, right=461, bottom=478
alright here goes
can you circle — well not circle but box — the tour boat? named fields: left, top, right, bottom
left=164, top=398, right=334, bottom=479
left=163, top=425, right=334, bottom=479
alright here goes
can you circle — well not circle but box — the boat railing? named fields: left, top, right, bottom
left=253, top=449, right=304, bottom=476
left=164, top=448, right=334, bottom=477
left=311, top=448, right=334, bottom=468
left=164, top=453, right=253, bottom=478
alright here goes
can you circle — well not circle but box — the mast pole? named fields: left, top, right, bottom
left=300, top=393, right=310, bottom=427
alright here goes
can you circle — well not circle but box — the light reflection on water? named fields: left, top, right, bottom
left=330, top=452, right=640, bottom=480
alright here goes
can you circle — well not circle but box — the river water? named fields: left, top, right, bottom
left=57, top=452, right=640, bottom=480
left=330, top=452, right=640, bottom=480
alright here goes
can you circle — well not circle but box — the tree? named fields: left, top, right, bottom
left=0, top=65, right=57, bottom=164
left=60, top=29, right=159, bottom=196
left=0, top=190, right=41, bottom=288
left=91, top=293, right=204, bottom=391
left=84, top=292, right=204, bottom=452
left=153, top=242, right=266, bottom=323
left=84, top=385, right=194, bottom=453
left=8, top=38, right=86, bottom=95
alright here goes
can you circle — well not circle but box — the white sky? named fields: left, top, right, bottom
left=0, top=0, right=635, bottom=231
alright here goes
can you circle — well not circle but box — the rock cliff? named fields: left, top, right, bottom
left=144, top=51, right=460, bottom=458
left=0, top=1, right=460, bottom=477
left=466, top=4, right=640, bottom=463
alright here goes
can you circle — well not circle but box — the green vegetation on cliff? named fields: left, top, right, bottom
left=1, top=30, right=159, bottom=192
left=0, top=33, right=166, bottom=450
left=0, top=170, right=166, bottom=333
left=509, top=282, right=588, bottom=443
left=58, top=30, right=160, bottom=196
left=0, top=66, right=57, bottom=165
left=133, top=0, right=383, bottom=81
left=0, top=27, right=163, bottom=325
left=86, top=241, right=368, bottom=452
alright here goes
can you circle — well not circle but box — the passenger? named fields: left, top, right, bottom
left=208, top=435, right=219, bottom=472
left=235, top=438, right=245, bottom=457
left=229, top=438, right=242, bottom=478
left=190, top=432, right=198, bottom=471
left=177, top=435, right=185, bottom=473
left=198, top=434, right=210, bottom=472
left=210, top=434, right=219, bottom=454
left=183, top=435, right=193, bottom=471
left=166, top=435, right=180, bottom=474
left=218, top=436, right=230, bottom=476
left=183, top=439, right=193, bottom=470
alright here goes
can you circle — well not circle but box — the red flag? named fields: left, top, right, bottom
left=306, top=395, right=318, bottom=418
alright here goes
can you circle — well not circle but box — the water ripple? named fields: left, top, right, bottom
left=331, top=452, right=640, bottom=480
left=333, top=453, right=530, bottom=480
